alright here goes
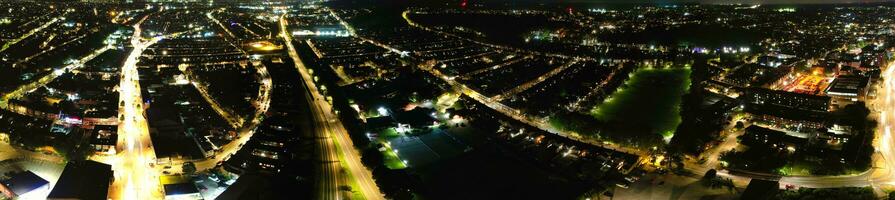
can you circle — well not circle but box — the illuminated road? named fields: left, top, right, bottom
left=281, top=14, right=384, bottom=200
left=1, top=45, right=113, bottom=112
left=282, top=14, right=342, bottom=200
left=0, top=14, right=63, bottom=53
left=207, top=10, right=238, bottom=39
left=693, top=123, right=746, bottom=173
left=461, top=55, right=531, bottom=79
left=14, top=35, right=88, bottom=68
left=108, top=15, right=164, bottom=200
left=181, top=66, right=245, bottom=129
left=183, top=10, right=274, bottom=173
left=493, top=59, right=579, bottom=101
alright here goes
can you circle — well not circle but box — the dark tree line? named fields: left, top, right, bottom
left=669, top=56, right=723, bottom=156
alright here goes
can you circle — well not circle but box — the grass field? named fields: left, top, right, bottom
left=375, top=128, right=408, bottom=169
left=590, top=67, right=691, bottom=146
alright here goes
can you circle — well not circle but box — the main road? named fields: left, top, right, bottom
left=280, top=14, right=384, bottom=200
left=108, top=15, right=164, bottom=200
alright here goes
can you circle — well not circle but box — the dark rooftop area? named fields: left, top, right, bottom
left=47, top=160, right=113, bottom=200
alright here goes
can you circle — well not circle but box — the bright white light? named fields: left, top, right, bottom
left=377, top=107, right=388, bottom=116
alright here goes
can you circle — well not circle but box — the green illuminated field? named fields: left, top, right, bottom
left=377, top=128, right=407, bottom=169
left=548, top=67, right=690, bottom=148
left=590, top=67, right=690, bottom=146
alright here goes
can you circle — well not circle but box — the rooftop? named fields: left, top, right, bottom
left=46, top=160, right=113, bottom=200
left=826, top=75, right=870, bottom=97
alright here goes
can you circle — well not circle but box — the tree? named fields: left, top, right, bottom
left=361, top=147, right=384, bottom=169
left=703, top=169, right=717, bottom=180
left=701, top=169, right=717, bottom=187
left=182, top=162, right=197, bottom=174
left=669, top=56, right=722, bottom=155
left=835, top=103, right=874, bottom=171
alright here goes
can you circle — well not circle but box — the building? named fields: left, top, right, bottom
left=825, top=75, right=871, bottom=103
left=757, top=55, right=784, bottom=68
left=47, top=160, right=113, bottom=200
left=697, top=93, right=740, bottom=126
left=163, top=183, right=201, bottom=200
left=90, top=125, right=118, bottom=155
left=394, top=107, right=437, bottom=130
left=745, top=87, right=831, bottom=112
left=721, top=64, right=792, bottom=88
left=159, top=175, right=202, bottom=200
left=224, top=115, right=298, bottom=174
left=746, top=105, right=829, bottom=137
left=0, top=171, right=49, bottom=199
left=740, top=126, right=808, bottom=148
left=860, top=44, right=888, bottom=70
left=365, top=116, right=396, bottom=132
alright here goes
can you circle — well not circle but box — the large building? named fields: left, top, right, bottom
left=744, top=88, right=832, bottom=137
left=740, top=126, right=807, bottom=149
left=825, top=75, right=871, bottom=103
left=47, top=160, right=113, bottom=200
left=745, top=87, right=831, bottom=112
left=746, top=105, right=829, bottom=138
